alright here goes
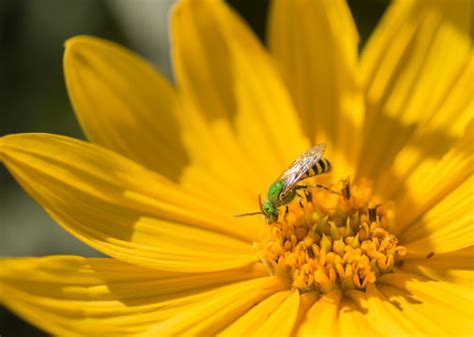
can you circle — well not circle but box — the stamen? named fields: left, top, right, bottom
left=256, top=179, right=406, bottom=294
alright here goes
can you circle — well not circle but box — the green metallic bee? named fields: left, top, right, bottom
left=235, top=144, right=331, bottom=223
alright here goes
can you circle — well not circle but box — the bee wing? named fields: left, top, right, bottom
left=277, top=144, right=327, bottom=199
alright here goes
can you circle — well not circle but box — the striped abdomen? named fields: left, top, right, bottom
left=304, top=158, right=331, bottom=178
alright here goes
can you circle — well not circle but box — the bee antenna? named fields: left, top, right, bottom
left=233, top=194, right=265, bottom=218
left=233, top=211, right=263, bottom=217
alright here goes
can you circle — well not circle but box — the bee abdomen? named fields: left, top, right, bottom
left=306, top=158, right=331, bottom=177
left=318, top=158, right=331, bottom=174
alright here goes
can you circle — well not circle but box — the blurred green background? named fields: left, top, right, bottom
left=0, top=0, right=388, bottom=335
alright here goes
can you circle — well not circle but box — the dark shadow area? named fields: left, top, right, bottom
left=228, top=0, right=270, bottom=43
left=340, top=273, right=425, bottom=318
left=0, top=308, right=47, bottom=337
left=0, top=0, right=125, bottom=138
left=347, top=0, right=389, bottom=51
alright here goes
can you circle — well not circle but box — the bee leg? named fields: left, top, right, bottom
left=284, top=205, right=289, bottom=221
left=278, top=205, right=290, bottom=222
left=296, top=184, right=341, bottom=196
left=295, top=191, right=310, bottom=225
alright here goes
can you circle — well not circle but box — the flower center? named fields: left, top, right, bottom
left=256, top=179, right=407, bottom=294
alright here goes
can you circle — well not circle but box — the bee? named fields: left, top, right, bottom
left=235, top=144, right=332, bottom=223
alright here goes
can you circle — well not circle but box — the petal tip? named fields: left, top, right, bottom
left=63, top=35, right=93, bottom=70
left=0, top=133, right=18, bottom=151
left=63, top=35, right=115, bottom=64
left=64, top=35, right=101, bottom=49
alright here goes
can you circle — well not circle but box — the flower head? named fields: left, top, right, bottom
left=1, top=0, right=473, bottom=336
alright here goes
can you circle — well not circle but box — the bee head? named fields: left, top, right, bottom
left=262, top=201, right=277, bottom=223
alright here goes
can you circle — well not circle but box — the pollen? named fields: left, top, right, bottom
left=256, top=179, right=407, bottom=294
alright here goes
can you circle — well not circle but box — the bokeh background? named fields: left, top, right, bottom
left=0, top=0, right=388, bottom=335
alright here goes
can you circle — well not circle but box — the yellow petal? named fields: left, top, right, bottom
left=171, top=0, right=309, bottom=194
left=64, top=35, right=186, bottom=181
left=291, top=291, right=319, bottom=336
left=0, top=133, right=260, bottom=272
left=253, top=289, right=300, bottom=337
left=0, top=256, right=268, bottom=336
left=393, top=120, right=473, bottom=241
left=375, top=58, right=474, bottom=198
left=218, top=290, right=289, bottom=336
left=297, top=290, right=343, bottom=337
left=399, top=246, right=474, bottom=287
left=339, top=297, right=378, bottom=337
left=64, top=35, right=260, bottom=214
left=378, top=272, right=474, bottom=336
left=347, top=285, right=420, bottom=336
left=376, top=285, right=445, bottom=336
left=140, top=276, right=288, bottom=336
left=400, top=175, right=473, bottom=254
left=358, top=0, right=472, bottom=181
left=268, top=0, right=363, bottom=176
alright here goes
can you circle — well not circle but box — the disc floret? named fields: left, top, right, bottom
left=256, top=180, right=407, bottom=294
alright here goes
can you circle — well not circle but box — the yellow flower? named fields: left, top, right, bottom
left=1, top=0, right=473, bottom=336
